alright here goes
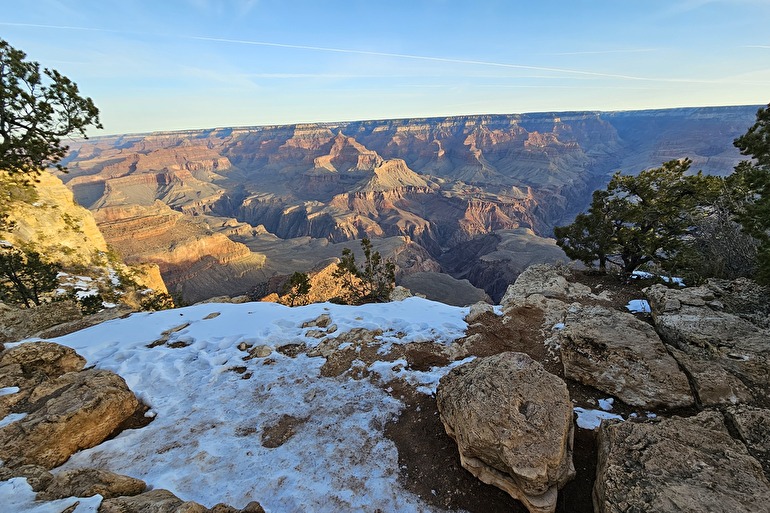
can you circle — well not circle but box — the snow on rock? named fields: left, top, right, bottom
left=0, top=386, right=20, bottom=396
left=598, top=398, right=614, bottom=411
left=0, top=412, right=27, bottom=429
left=573, top=407, right=623, bottom=430
left=625, top=299, right=650, bottom=314
left=41, top=298, right=469, bottom=512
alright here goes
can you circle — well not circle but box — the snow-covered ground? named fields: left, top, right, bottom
left=6, top=298, right=471, bottom=512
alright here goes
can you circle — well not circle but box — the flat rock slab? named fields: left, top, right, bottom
left=37, top=468, right=146, bottom=500
left=594, top=410, right=770, bottom=513
left=558, top=305, right=693, bottom=409
left=437, top=352, right=574, bottom=513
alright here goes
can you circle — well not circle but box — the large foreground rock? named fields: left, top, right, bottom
left=0, top=368, right=139, bottom=468
left=558, top=305, right=693, bottom=409
left=594, top=411, right=770, bottom=512
left=500, top=264, right=593, bottom=306
left=437, top=352, right=575, bottom=513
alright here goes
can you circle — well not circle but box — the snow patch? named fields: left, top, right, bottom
left=625, top=299, right=650, bottom=314
left=0, top=412, right=28, bottom=428
left=573, top=407, right=623, bottom=430
left=0, top=386, right=20, bottom=397
left=598, top=397, right=614, bottom=411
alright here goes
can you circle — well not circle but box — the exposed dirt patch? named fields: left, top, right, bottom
left=261, top=414, right=308, bottom=448
left=403, top=342, right=450, bottom=371
left=569, top=269, right=654, bottom=313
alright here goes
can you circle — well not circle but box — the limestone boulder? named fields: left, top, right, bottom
left=594, top=411, right=770, bottom=513
left=646, top=283, right=767, bottom=350
left=558, top=305, right=693, bottom=409
left=0, top=464, right=53, bottom=491
left=37, top=468, right=146, bottom=500
left=0, top=342, right=88, bottom=417
left=706, top=277, right=770, bottom=329
left=668, top=347, right=753, bottom=406
left=0, top=368, right=139, bottom=469
left=464, top=301, right=496, bottom=324
left=436, top=352, right=574, bottom=513
left=98, top=489, right=265, bottom=513
left=725, top=406, right=770, bottom=478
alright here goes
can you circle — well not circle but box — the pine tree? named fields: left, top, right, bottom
left=0, top=246, right=60, bottom=307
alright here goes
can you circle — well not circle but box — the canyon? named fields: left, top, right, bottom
left=58, top=106, right=760, bottom=303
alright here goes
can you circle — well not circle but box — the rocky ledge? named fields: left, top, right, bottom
left=1, top=263, right=768, bottom=513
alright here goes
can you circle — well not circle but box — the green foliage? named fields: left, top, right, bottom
left=554, top=189, right=614, bottom=271
left=77, top=293, right=104, bottom=315
left=0, top=38, right=101, bottom=179
left=140, top=291, right=175, bottom=311
left=555, top=159, right=721, bottom=275
left=283, top=271, right=311, bottom=306
left=0, top=245, right=60, bottom=307
left=728, top=103, right=770, bottom=284
left=334, top=238, right=395, bottom=304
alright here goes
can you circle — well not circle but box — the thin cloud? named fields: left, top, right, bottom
left=189, top=36, right=737, bottom=85
left=188, top=35, right=661, bottom=82
left=743, top=45, right=770, bottom=49
left=0, top=21, right=119, bottom=33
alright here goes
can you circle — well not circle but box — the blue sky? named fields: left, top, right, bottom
left=1, top=0, right=768, bottom=135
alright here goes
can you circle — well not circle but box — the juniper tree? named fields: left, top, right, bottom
left=0, top=38, right=101, bottom=179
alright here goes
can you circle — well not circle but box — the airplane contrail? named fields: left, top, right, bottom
left=188, top=35, right=657, bottom=82
left=0, top=22, right=724, bottom=84
left=0, top=22, right=119, bottom=33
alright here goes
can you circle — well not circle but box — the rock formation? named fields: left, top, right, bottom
left=0, top=366, right=138, bottom=468
left=0, top=169, right=168, bottom=318
left=594, top=411, right=770, bottom=512
left=436, top=352, right=575, bottom=513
